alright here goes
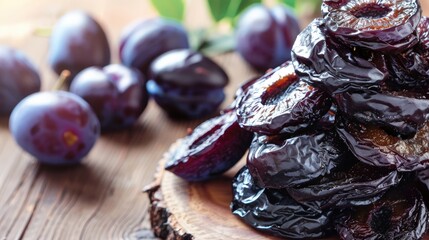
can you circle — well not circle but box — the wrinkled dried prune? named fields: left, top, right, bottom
left=165, top=109, right=253, bottom=181
left=316, top=105, right=337, bottom=131
left=236, top=62, right=331, bottom=135
left=337, top=118, right=429, bottom=171
left=386, top=17, right=429, bottom=91
left=324, top=0, right=421, bottom=52
left=335, top=90, right=429, bottom=138
left=247, top=130, right=347, bottom=189
left=231, top=167, right=334, bottom=239
left=291, top=18, right=388, bottom=94
left=335, top=183, right=428, bottom=240
left=287, top=158, right=401, bottom=209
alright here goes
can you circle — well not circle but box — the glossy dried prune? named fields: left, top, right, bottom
left=335, top=183, right=427, bottom=240
left=386, top=17, right=429, bottom=91
left=231, top=167, right=334, bottom=239
left=335, top=90, right=429, bottom=138
left=324, top=0, right=421, bottom=52
left=165, top=109, right=253, bottom=181
left=287, top=159, right=401, bottom=209
left=337, top=119, right=429, bottom=171
left=291, top=18, right=388, bottom=94
left=247, top=130, right=347, bottom=189
left=236, top=62, right=331, bottom=135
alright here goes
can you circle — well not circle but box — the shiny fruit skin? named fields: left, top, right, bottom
left=236, top=62, right=331, bottom=135
left=236, top=4, right=300, bottom=72
left=231, top=167, right=334, bottom=239
left=48, top=10, right=111, bottom=78
left=247, top=130, right=347, bottom=189
left=9, top=91, right=100, bottom=165
left=0, top=46, right=41, bottom=115
left=120, top=18, right=189, bottom=76
left=323, top=0, right=421, bottom=52
left=148, top=49, right=228, bottom=119
left=70, top=64, right=148, bottom=130
left=165, top=109, right=252, bottom=181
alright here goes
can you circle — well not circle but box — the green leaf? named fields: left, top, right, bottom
left=189, top=28, right=208, bottom=51
left=280, top=0, right=296, bottom=9
left=207, top=0, right=231, bottom=22
left=207, top=0, right=262, bottom=23
left=198, top=33, right=236, bottom=55
left=233, top=0, right=261, bottom=17
left=150, top=0, right=185, bottom=22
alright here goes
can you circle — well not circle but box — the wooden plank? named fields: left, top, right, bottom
left=0, top=0, right=428, bottom=239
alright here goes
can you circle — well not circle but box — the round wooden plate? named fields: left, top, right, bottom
left=144, top=140, right=282, bottom=240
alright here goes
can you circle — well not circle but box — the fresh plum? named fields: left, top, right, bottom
left=235, top=4, right=300, bottom=72
left=48, top=10, right=110, bottom=78
left=70, top=64, right=148, bottom=130
left=0, top=46, right=41, bottom=115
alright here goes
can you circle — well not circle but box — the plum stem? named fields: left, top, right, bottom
left=53, top=70, right=71, bottom=91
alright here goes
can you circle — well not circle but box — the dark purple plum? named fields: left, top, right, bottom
left=0, top=46, right=41, bottom=115
left=337, top=118, right=429, bottom=171
left=335, top=183, right=427, bottom=240
left=231, top=167, right=334, bottom=239
left=165, top=109, right=252, bottom=182
left=334, top=90, right=429, bottom=138
left=236, top=62, right=331, bottom=135
left=235, top=4, right=300, bottom=72
left=247, top=130, right=347, bottom=189
left=323, top=0, right=421, bottom=52
left=287, top=159, right=401, bottom=209
left=9, top=91, right=100, bottom=165
left=147, top=49, right=228, bottom=119
left=120, top=18, right=189, bottom=76
left=69, top=64, right=148, bottom=130
left=48, top=10, right=110, bottom=78
left=291, top=18, right=388, bottom=95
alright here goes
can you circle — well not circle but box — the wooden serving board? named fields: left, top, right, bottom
left=144, top=141, right=282, bottom=240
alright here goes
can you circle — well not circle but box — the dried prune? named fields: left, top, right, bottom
left=247, top=130, right=347, bottom=189
left=386, top=17, right=429, bottom=91
left=291, top=18, right=388, bottom=94
left=236, top=62, right=331, bottom=135
left=316, top=105, right=337, bottom=131
left=417, top=167, right=429, bottom=193
left=335, top=183, right=427, bottom=240
left=165, top=109, right=253, bottom=181
left=337, top=119, right=429, bottom=171
left=324, top=0, right=421, bottom=52
left=287, top=158, right=401, bottom=209
left=231, top=167, right=334, bottom=239
left=335, top=90, right=429, bottom=138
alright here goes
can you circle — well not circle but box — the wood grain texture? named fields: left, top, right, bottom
left=0, top=0, right=256, bottom=239
left=0, top=1, right=428, bottom=239
left=144, top=143, right=281, bottom=240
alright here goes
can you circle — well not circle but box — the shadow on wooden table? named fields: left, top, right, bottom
left=100, top=121, right=158, bottom=147
left=36, top=162, right=112, bottom=205
left=0, top=116, right=9, bottom=128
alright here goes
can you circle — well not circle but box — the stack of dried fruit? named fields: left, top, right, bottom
left=165, top=0, right=429, bottom=238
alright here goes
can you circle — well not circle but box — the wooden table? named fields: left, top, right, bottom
left=0, top=1, right=428, bottom=239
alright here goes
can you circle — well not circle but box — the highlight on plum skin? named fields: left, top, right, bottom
left=9, top=91, right=100, bottom=165
left=147, top=49, right=229, bottom=119
left=48, top=10, right=111, bottom=79
left=70, top=64, right=148, bottom=131
left=235, top=4, right=300, bottom=72
left=0, top=46, right=41, bottom=116
left=119, top=18, right=189, bottom=77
